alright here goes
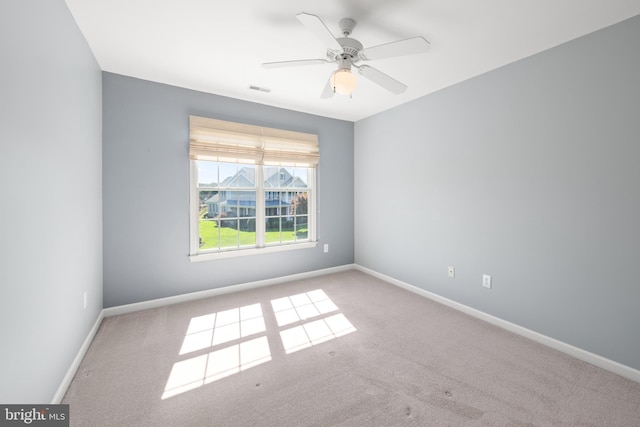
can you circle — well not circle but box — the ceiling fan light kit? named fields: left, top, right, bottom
left=331, top=68, right=357, bottom=96
left=262, top=12, right=430, bottom=98
left=330, top=54, right=357, bottom=95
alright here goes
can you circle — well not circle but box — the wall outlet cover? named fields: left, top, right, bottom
left=483, top=274, right=492, bottom=289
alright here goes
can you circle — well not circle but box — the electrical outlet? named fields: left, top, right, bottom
left=323, top=244, right=329, bottom=253
left=483, top=274, right=492, bottom=289
left=448, top=266, right=455, bottom=278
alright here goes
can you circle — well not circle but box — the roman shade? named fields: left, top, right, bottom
left=189, top=116, right=319, bottom=167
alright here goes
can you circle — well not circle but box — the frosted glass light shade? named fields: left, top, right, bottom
left=330, top=69, right=357, bottom=95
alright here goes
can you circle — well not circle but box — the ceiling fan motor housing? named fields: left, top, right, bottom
left=327, top=37, right=363, bottom=65
left=338, top=37, right=363, bottom=57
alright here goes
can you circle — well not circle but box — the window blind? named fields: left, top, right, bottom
left=189, top=116, right=319, bottom=167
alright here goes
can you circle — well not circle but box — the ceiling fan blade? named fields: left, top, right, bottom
left=359, top=36, right=430, bottom=61
left=320, top=76, right=334, bottom=99
left=296, top=12, right=343, bottom=51
left=358, top=65, right=407, bottom=94
left=262, top=58, right=330, bottom=69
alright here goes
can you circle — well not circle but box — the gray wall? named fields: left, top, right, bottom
left=355, top=15, right=640, bottom=370
left=103, top=73, right=354, bottom=307
left=0, top=0, right=103, bottom=402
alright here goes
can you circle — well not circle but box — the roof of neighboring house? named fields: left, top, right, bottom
left=217, top=166, right=307, bottom=188
left=205, top=193, right=220, bottom=203
left=220, top=167, right=255, bottom=187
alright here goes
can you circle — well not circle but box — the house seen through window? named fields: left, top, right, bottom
left=197, top=162, right=311, bottom=250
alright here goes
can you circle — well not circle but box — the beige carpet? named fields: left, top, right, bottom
left=63, top=270, right=640, bottom=426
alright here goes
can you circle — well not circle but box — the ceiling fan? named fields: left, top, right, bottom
left=262, top=13, right=431, bottom=98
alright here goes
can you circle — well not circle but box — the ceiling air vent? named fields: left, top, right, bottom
left=248, top=85, right=271, bottom=93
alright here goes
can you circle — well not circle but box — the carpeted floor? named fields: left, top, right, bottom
left=63, top=270, right=640, bottom=426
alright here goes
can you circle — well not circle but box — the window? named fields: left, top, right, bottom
left=189, top=116, right=319, bottom=260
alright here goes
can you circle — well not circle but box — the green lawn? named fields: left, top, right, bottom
left=199, top=219, right=307, bottom=250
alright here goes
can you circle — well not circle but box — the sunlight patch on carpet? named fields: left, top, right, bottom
left=179, top=303, right=266, bottom=355
left=163, top=336, right=271, bottom=399
left=162, top=289, right=355, bottom=399
left=271, top=289, right=339, bottom=326
left=280, top=313, right=357, bottom=354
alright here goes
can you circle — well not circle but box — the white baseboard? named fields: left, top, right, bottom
left=51, top=310, right=105, bottom=404
left=354, top=264, right=640, bottom=384
left=103, top=264, right=355, bottom=317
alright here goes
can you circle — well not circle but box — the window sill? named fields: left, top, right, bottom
left=189, top=241, right=318, bottom=262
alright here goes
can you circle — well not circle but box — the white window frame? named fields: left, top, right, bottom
left=189, top=162, right=317, bottom=262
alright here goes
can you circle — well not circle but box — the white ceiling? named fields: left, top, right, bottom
left=65, top=0, right=640, bottom=122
